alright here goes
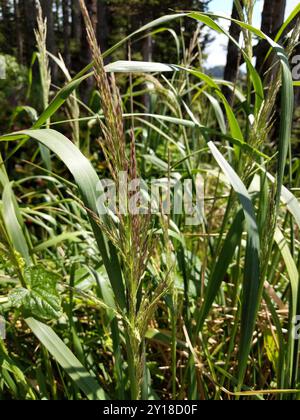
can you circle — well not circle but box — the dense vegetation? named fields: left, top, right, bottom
left=0, top=0, right=300, bottom=400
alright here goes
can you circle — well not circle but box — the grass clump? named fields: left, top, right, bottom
left=0, top=0, right=300, bottom=401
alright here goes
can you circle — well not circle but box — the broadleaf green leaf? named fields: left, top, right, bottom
left=9, top=266, right=62, bottom=320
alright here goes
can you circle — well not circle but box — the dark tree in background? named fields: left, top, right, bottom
left=13, top=0, right=23, bottom=63
left=256, top=0, right=286, bottom=77
left=1, top=0, right=298, bottom=105
left=254, top=0, right=300, bottom=106
left=222, top=0, right=299, bottom=109
left=62, top=0, right=71, bottom=67
left=97, top=0, right=109, bottom=53
left=0, top=0, right=211, bottom=74
left=0, top=0, right=38, bottom=62
left=40, top=0, right=56, bottom=56
left=222, top=1, right=244, bottom=104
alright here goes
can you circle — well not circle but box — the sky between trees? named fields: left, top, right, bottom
left=207, top=0, right=299, bottom=67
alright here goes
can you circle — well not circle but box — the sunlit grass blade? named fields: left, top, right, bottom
left=208, top=141, right=261, bottom=389
left=0, top=129, right=126, bottom=310
left=188, top=12, right=264, bottom=115
left=26, top=317, right=107, bottom=400
left=1, top=183, right=31, bottom=265
left=105, top=61, right=176, bottom=73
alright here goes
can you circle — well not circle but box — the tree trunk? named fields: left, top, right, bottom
left=62, top=0, right=71, bottom=67
left=81, top=0, right=97, bottom=100
left=256, top=0, right=286, bottom=76
left=40, top=0, right=56, bottom=54
left=13, top=0, right=24, bottom=63
left=0, top=0, right=9, bottom=21
left=81, top=0, right=97, bottom=64
left=72, top=0, right=82, bottom=46
left=256, top=0, right=287, bottom=143
left=21, top=0, right=37, bottom=64
left=222, top=1, right=244, bottom=104
left=1, top=0, right=11, bottom=51
left=97, top=0, right=109, bottom=53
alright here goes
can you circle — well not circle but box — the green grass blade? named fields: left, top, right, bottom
left=203, top=92, right=227, bottom=134
left=273, top=4, right=300, bottom=46
left=188, top=12, right=264, bottom=115
left=199, top=13, right=294, bottom=207
left=266, top=172, right=300, bottom=229
left=275, top=58, right=294, bottom=210
left=184, top=68, right=244, bottom=142
left=1, top=183, right=31, bottom=265
left=33, top=232, right=83, bottom=253
left=0, top=129, right=126, bottom=310
left=196, top=210, right=244, bottom=334
left=274, top=228, right=299, bottom=388
left=208, top=141, right=261, bottom=389
left=25, top=317, right=107, bottom=400
left=33, top=74, right=92, bottom=129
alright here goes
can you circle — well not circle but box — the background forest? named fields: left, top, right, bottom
left=0, top=1, right=210, bottom=63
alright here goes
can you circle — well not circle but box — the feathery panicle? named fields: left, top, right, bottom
left=34, top=0, right=51, bottom=113
left=79, top=0, right=126, bottom=172
left=79, top=3, right=168, bottom=398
